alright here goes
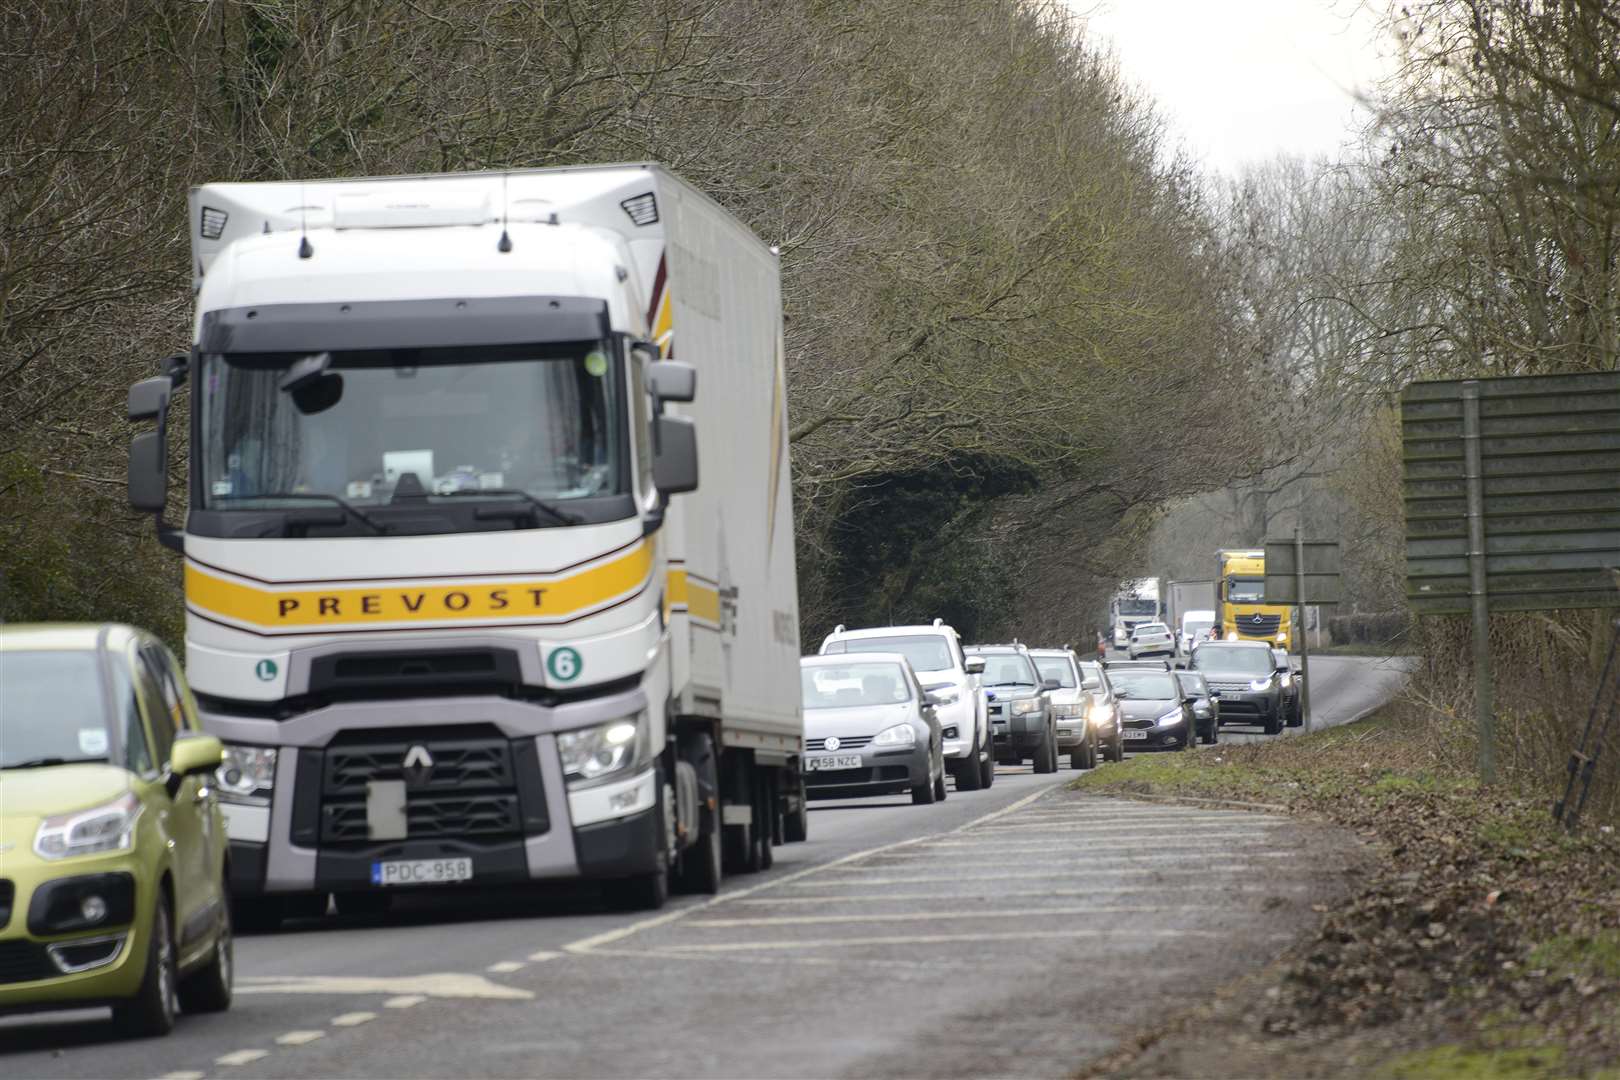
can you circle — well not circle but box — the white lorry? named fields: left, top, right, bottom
left=1109, top=578, right=1163, bottom=648
left=126, top=165, right=803, bottom=922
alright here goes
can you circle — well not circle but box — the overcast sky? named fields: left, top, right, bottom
left=1073, top=0, right=1391, bottom=175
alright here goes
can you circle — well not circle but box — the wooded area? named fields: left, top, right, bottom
left=1, top=1, right=1615, bottom=811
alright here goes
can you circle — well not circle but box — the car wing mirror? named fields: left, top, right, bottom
left=964, top=657, right=986, bottom=675
left=1041, top=678, right=1062, bottom=692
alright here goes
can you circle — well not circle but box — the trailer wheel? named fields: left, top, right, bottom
left=754, top=769, right=775, bottom=870
left=783, top=776, right=809, bottom=843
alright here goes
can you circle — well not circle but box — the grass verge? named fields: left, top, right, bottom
left=1075, top=706, right=1620, bottom=1079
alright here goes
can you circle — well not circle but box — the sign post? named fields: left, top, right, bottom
left=1400, top=371, right=1620, bottom=783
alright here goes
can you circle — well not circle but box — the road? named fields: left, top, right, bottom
left=1, top=656, right=1408, bottom=1079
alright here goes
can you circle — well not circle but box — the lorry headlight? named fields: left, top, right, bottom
left=1010, top=698, right=1042, bottom=716
left=873, top=723, right=917, bottom=747
left=34, top=793, right=143, bottom=860
left=1249, top=677, right=1274, bottom=692
left=217, top=744, right=277, bottom=804
left=557, top=713, right=645, bottom=785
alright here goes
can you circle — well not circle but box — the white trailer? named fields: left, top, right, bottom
left=126, top=165, right=802, bottom=922
left=1109, top=578, right=1163, bottom=647
left=1165, top=579, right=1217, bottom=647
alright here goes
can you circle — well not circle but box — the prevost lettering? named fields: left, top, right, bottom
left=275, top=587, right=549, bottom=621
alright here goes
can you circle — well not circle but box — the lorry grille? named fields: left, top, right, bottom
left=0, top=940, right=54, bottom=985
left=806, top=736, right=874, bottom=751
left=1233, top=614, right=1281, bottom=637
left=298, top=725, right=547, bottom=849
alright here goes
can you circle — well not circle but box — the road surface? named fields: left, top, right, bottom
left=1, top=656, right=1409, bottom=1078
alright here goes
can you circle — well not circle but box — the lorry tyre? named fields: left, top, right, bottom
left=115, top=899, right=177, bottom=1037
left=231, top=896, right=284, bottom=934
left=177, top=893, right=233, bottom=1015
left=675, top=811, right=723, bottom=894
left=754, top=772, right=774, bottom=871
left=607, top=778, right=672, bottom=910
left=1033, top=728, right=1058, bottom=774
left=783, top=777, right=809, bottom=843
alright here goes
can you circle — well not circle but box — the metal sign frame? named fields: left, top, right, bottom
left=1262, top=533, right=1342, bottom=734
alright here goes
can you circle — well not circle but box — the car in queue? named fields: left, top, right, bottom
left=1272, top=648, right=1304, bottom=727
left=1028, top=648, right=1099, bottom=770
left=819, top=621, right=994, bottom=791
left=1077, top=660, right=1125, bottom=763
left=1106, top=667, right=1197, bottom=751
left=1174, top=670, right=1220, bottom=745
left=966, top=644, right=1060, bottom=773
left=1188, top=640, right=1285, bottom=734
left=799, top=654, right=948, bottom=805
left=1178, top=610, right=1215, bottom=655
left=0, top=624, right=232, bottom=1037
left=1127, top=622, right=1175, bottom=659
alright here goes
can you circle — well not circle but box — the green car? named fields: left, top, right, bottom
left=0, top=624, right=233, bottom=1036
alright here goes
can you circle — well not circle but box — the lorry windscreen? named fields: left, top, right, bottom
left=197, top=342, right=628, bottom=533
left=1117, top=598, right=1158, bottom=616
left=1226, top=577, right=1265, bottom=603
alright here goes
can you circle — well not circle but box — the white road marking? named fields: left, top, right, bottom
left=384, top=994, right=427, bottom=1009
left=238, top=973, right=532, bottom=1000
left=215, top=1049, right=269, bottom=1067
left=559, top=777, right=1070, bottom=955
left=727, top=883, right=1311, bottom=905
left=784, top=865, right=1287, bottom=886
left=823, top=851, right=1295, bottom=872
left=527, top=949, right=562, bottom=962
left=877, top=838, right=1287, bottom=854
left=487, top=960, right=525, bottom=973
left=331, top=1011, right=376, bottom=1027
left=157, top=1072, right=206, bottom=1080
left=655, top=928, right=1296, bottom=953
left=687, top=904, right=1197, bottom=928
left=276, top=1029, right=326, bottom=1045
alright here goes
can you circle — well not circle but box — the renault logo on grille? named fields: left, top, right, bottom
left=824, top=736, right=841, bottom=751
left=402, top=745, right=434, bottom=785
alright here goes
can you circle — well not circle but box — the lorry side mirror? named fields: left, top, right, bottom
left=127, top=369, right=183, bottom=551
left=649, top=361, right=696, bottom=404
left=653, top=415, right=698, bottom=495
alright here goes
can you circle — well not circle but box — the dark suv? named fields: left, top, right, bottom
left=966, top=644, right=1059, bottom=773
left=1189, top=641, right=1285, bottom=734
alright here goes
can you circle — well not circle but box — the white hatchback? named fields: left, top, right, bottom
left=1128, top=622, right=1175, bottom=659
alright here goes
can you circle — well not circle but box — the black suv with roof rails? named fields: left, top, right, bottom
left=1188, top=640, right=1285, bottom=734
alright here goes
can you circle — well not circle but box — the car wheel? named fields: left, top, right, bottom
left=1068, top=749, right=1084, bottom=770
left=115, top=898, right=178, bottom=1037
left=1264, top=707, right=1284, bottom=736
left=979, top=738, right=996, bottom=788
left=333, top=891, right=392, bottom=918
left=911, top=773, right=937, bottom=805
left=1033, top=727, right=1058, bottom=774
left=956, top=737, right=985, bottom=792
left=934, top=761, right=948, bottom=802
left=178, top=893, right=233, bottom=1014
left=1113, top=732, right=1125, bottom=761
left=1200, top=720, right=1217, bottom=746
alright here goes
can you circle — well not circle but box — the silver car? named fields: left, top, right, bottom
left=1128, top=622, right=1175, bottom=659
left=799, top=654, right=947, bottom=805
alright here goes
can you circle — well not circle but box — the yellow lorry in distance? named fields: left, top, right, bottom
left=1214, top=549, right=1293, bottom=645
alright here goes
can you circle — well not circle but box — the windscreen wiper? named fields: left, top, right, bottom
left=441, top=488, right=581, bottom=527
left=217, top=493, right=387, bottom=535
left=3, top=756, right=105, bottom=769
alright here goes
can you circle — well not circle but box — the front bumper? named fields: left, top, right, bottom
left=805, top=743, right=930, bottom=797
left=0, top=857, right=153, bottom=1013
left=1121, top=717, right=1192, bottom=749
left=934, top=695, right=978, bottom=761
left=1213, top=691, right=1280, bottom=723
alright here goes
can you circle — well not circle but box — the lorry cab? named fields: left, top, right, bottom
left=1214, top=550, right=1292, bottom=646
left=127, top=166, right=803, bottom=920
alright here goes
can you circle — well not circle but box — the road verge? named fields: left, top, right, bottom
left=1074, top=708, right=1620, bottom=1078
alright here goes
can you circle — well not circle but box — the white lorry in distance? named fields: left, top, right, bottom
left=1110, top=578, right=1163, bottom=648
left=127, top=165, right=803, bottom=923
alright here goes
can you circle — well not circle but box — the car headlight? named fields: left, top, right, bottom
left=1087, top=704, right=1116, bottom=728
left=1010, top=698, right=1042, bottom=716
left=557, top=713, right=645, bottom=785
left=1051, top=703, right=1084, bottom=718
left=874, top=723, right=917, bottom=747
left=1279, top=672, right=1293, bottom=687
left=1155, top=709, right=1184, bottom=726
left=34, top=792, right=143, bottom=860
left=217, top=744, right=277, bottom=804
left=1249, top=677, right=1274, bottom=691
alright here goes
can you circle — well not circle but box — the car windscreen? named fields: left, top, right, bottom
left=1175, top=672, right=1208, bottom=695
left=823, top=634, right=953, bottom=672
left=1183, top=620, right=1213, bottom=635
left=1226, top=576, right=1265, bottom=603
left=1033, top=657, right=1077, bottom=687
left=802, top=663, right=913, bottom=708
left=970, top=652, right=1037, bottom=688
left=1077, top=660, right=1106, bottom=689
left=1106, top=671, right=1177, bottom=700
left=1133, top=624, right=1168, bottom=636
left=0, top=650, right=112, bottom=768
left=1191, top=645, right=1273, bottom=676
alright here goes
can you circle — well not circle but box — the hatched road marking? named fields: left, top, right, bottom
left=686, top=905, right=1201, bottom=928
left=237, top=973, right=532, bottom=1000
left=276, top=1030, right=326, bottom=1046
left=215, top=1049, right=269, bottom=1067
left=652, top=928, right=1298, bottom=954
left=331, top=1011, right=376, bottom=1027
